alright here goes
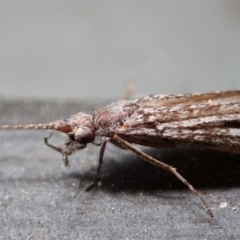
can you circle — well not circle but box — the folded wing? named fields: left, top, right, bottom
left=117, top=90, right=240, bottom=152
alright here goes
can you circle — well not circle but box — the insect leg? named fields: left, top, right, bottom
left=113, top=134, right=214, bottom=218
left=44, top=133, right=70, bottom=166
left=85, top=141, right=107, bottom=191
left=120, top=80, right=135, bottom=100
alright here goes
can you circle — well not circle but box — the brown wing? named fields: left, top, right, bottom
left=133, top=90, right=240, bottom=107
left=117, top=90, right=240, bottom=153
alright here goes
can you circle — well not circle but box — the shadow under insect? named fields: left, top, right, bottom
left=68, top=146, right=240, bottom=193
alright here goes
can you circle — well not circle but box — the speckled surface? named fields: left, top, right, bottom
left=0, top=100, right=240, bottom=239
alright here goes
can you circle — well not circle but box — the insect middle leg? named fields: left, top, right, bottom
left=85, top=141, right=107, bottom=191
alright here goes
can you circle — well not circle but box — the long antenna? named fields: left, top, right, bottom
left=0, top=120, right=72, bottom=133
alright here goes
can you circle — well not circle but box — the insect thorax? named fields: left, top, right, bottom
left=95, top=100, right=139, bottom=137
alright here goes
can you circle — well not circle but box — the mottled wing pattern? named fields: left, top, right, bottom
left=117, top=90, right=240, bottom=152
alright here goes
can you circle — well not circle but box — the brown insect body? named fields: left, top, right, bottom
left=1, top=90, right=240, bottom=218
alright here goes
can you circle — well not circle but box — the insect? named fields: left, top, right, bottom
left=1, top=90, right=240, bottom=218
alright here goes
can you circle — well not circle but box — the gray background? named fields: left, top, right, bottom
left=0, top=1, right=240, bottom=100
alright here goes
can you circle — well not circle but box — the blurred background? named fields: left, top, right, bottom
left=0, top=1, right=240, bottom=101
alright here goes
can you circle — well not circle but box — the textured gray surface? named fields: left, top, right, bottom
left=0, top=100, right=240, bottom=239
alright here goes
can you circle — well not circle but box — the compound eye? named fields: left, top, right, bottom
left=74, top=127, right=94, bottom=144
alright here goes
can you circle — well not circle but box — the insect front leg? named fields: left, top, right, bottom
left=44, top=133, right=85, bottom=166
left=85, top=141, right=107, bottom=191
